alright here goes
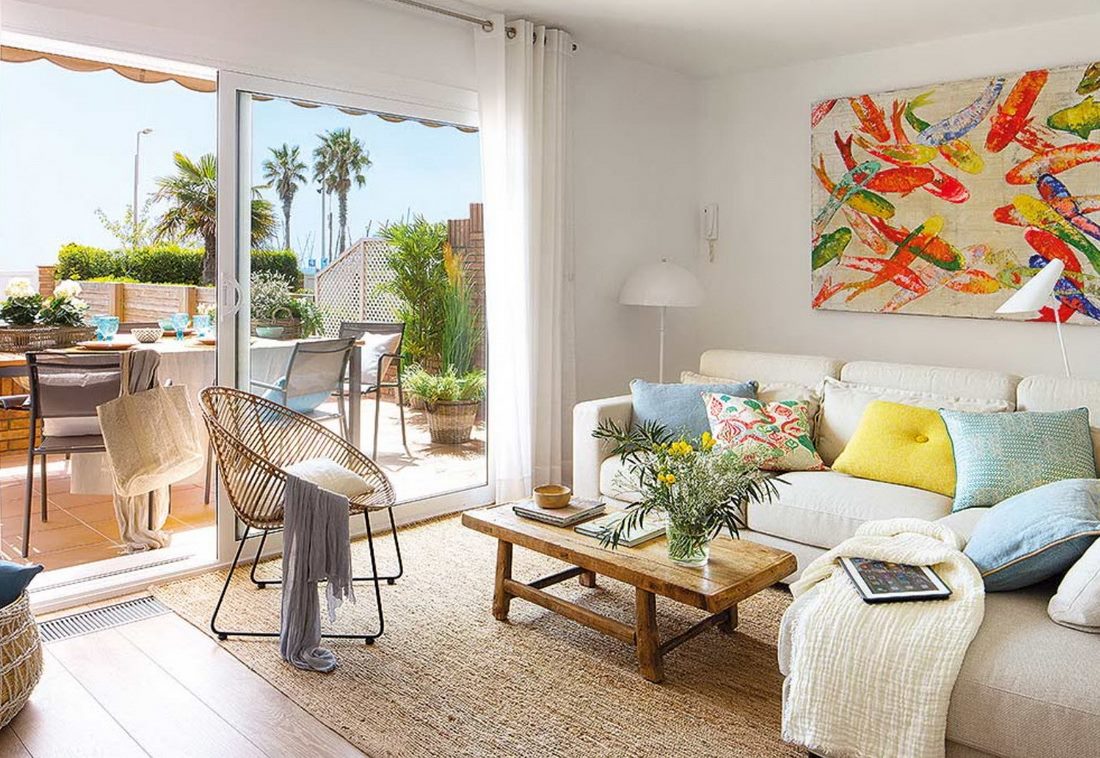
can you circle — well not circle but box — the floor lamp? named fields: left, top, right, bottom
left=619, top=258, right=703, bottom=382
left=996, top=258, right=1072, bottom=377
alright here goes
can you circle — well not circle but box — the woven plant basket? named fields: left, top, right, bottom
left=0, top=325, right=95, bottom=353
left=250, top=318, right=302, bottom=340
left=425, top=400, right=479, bottom=444
left=0, top=592, right=42, bottom=729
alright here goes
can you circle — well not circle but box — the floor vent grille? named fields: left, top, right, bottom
left=38, top=596, right=171, bottom=643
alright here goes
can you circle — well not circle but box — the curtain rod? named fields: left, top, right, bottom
left=383, top=0, right=496, bottom=32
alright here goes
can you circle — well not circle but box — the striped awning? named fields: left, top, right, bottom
left=1, top=45, right=478, bottom=133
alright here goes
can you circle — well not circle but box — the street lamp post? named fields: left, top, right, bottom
left=133, top=128, right=153, bottom=227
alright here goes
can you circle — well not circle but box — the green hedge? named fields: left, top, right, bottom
left=56, top=244, right=302, bottom=288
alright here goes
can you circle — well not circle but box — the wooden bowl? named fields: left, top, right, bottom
left=533, top=484, right=572, bottom=509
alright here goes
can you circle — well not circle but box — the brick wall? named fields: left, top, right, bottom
left=447, top=203, right=486, bottom=372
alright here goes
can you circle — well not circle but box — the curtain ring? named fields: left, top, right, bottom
left=481, top=19, right=494, bottom=32
left=505, top=26, right=517, bottom=39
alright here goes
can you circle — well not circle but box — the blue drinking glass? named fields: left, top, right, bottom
left=193, top=314, right=211, bottom=338
left=100, top=316, right=120, bottom=342
left=171, top=312, right=189, bottom=341
left=91, top=314, right=108, bottom=341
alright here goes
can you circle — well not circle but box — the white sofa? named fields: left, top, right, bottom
left=573, top=349, right=1100, bottom=758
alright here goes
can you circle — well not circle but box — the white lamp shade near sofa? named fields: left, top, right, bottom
left=619, top=258, right=703, bottom=307
left=620, top=258, right=702, bottom=381
left=996, top=258, right=1065, bottom=314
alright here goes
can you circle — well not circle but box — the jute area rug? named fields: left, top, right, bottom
left=153, top=514, right=800, bottom=758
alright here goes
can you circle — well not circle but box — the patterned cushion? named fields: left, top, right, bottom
left=704, top=393, right=824, bottom=472
left=630, top=378, right=757, bottom=439
left=940, top=408, right=1097, bottom=511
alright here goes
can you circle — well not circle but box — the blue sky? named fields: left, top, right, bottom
left=0, top=60, right=482, bottom=270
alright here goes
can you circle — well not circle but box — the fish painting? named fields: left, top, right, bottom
left=1047, top=97, right=1100, bottom=139
left=811, top=61, right=1100, bottom=325
left=914, top=78, right=1005, bottom=146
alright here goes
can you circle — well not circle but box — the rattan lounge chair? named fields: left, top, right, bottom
left=200, top=386, right=400, bottom=644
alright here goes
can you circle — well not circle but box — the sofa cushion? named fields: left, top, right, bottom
left=704, top=394, right=824, bottom=472
left=816, top=378, right=1013, bottom=465
left=629, top=378, right=756, bottom=439
left=1017, top=374, right=1100, bottom=475
left=746, top=470, right=953, bottom=549
left=832, top=400, right=956, bottom=496
left=964, top=479, right=1100, bottom=591
left=683, top=370, right=822, bottom=436
left=941, top=408, right=1097, bottom=511
left=699, top=349, right=842, bottom=388
left=936, top=507, right=990, bottom=546
left=1049, top=539, right=1100, bottom=632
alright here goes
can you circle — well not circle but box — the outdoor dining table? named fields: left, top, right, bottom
left=0, top=336, right=363, bottom=495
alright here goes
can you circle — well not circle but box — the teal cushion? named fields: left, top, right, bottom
left=630, top=378, right=757, bottom=439
left=940, top=407, right=1096, bottom=511
left=965, top=479, right=1100, bottom=591
left=0, top=562, right=42, bottom=608
left=262, top=376, right=332, bottom=415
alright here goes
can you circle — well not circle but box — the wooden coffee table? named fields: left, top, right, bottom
left=462, top=504, right=797, bottom=682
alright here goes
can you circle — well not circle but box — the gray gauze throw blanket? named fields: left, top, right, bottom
left=279, top=475, right=356, bottom=673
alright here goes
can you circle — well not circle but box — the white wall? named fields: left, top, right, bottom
left=572, top=46, right=702, bottom=402
left=699, top=13, right=1100, bottom=380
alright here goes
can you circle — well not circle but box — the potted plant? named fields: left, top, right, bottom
left=0, top=278, right=93, bottom=352
left=592, top=421, right=779, bottom=566
left=404, top=367, right=486, bottom=444
left=249, top=271, right=324, bottom=339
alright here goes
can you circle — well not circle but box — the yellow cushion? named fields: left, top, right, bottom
left=832, top=400, right=956, bottom=497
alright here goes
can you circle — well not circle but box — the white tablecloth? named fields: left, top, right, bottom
left=63, top=339, right=296, bottom=494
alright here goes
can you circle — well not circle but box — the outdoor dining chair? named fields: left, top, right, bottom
left=249, top=337, right=356, bottom=439
left=21, top=352, right=123, bottom=557
left=338, top=321, right=411, bottom=460
left=199, top=386, right=399, bottom=643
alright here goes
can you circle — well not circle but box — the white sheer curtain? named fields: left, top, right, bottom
left=476, top=17, right=576, bottom=502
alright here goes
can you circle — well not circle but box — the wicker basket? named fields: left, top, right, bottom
left=424, top=400, right=480, bottom=444
left=0, top=592, right=43, bottom=730
left=0, top=325, right=95, bottom=353
left=250, top=318, right=303, bottom=340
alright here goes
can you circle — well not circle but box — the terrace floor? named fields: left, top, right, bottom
left=0, top=398, right=486, bottom=572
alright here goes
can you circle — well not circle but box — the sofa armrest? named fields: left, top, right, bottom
left=572, top=395, right=632, bottom=498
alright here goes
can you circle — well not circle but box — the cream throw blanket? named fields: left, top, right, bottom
left=780, top=518, right=985, bottom=758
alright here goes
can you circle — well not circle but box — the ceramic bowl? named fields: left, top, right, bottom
left=533, top=484, right=572, bottom=509
left=256, top=326, right=285, bottom=339
left=131, top=327, right=164, bottom=343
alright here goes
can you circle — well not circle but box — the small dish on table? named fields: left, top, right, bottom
left=76, top=337, right=136, bottom=351
left=533, top=484, right=572, bottom=509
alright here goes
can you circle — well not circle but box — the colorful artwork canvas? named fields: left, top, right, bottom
left=811, top=62, right=1100, bottom=325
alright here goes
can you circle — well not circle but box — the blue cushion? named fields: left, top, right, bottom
left=964, top=478, right=1100, bottom=591
left=0, top=562, right=42, bottom=608
left=940, top=407, right=1097, bottom=511
left=630, top=378, right=756, bottom=439
left=262, top=376, right=332, bottom=415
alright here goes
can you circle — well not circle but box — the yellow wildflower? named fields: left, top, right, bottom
left=700, top=431, right=716, bottom=451
left=668, top=440, right=693, bottom=457
left=658, top=472, right=677, bottom=486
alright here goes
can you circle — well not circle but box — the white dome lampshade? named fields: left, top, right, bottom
left=996, top=258, right=1071, bottom=377
left=619, top=258, right=703, bottom=382
left=619, top=258, right=703, bottom=307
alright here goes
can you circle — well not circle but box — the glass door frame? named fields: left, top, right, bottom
left=214, top=69, right=491, bottom=563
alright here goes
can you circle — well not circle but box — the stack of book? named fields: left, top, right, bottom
left=512, top=497, right=605, bottom=527
left=574, top=512, right=666, bottom=547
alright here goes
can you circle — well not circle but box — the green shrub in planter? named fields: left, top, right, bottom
left=252, top=249, right=303, bottom=289
left=55, top=243, right=125, bottom=281
left=56, top=243, right=302, bottom=288
left=128, top=245, right=204, bottom=284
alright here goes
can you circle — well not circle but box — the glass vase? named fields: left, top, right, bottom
left=665, top=519, right=710, bottom=567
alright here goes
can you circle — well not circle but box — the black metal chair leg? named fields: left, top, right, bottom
left=22, top=450, right=34, bottom=559
left=372, top=388, right=381, bottom=460
left=39, top=455, right=48, bottom=522
left=204, top=444, right=214, bottom=505
left=211, top=525, right=251, bottom=640
left=250, top=530, right=271, bottom=588
left=362, top=511, right=385, bottom=643
left=396, top=382, right=411, bottom=457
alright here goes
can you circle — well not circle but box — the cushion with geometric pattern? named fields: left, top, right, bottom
left=940, top=407, right=1097, bottom=511
left=703, top=393, right=824, bottom=472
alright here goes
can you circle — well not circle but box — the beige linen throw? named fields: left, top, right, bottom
left=780, top=518, right=985, bottom=758
left=96, top=357, right=203, bottom=551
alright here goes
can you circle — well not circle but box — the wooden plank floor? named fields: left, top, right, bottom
left=2, top=613, right=364, bottom=758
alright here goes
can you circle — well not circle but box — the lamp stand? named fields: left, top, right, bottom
left=1052, top=299, right=1072, bottom=378
left=658, top=306, right=666, bottom=383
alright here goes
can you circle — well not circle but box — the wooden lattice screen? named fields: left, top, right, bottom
left=314, top=238, right=401, bottom=336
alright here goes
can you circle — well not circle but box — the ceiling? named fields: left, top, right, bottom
left=461, top=0, right=1100, bottom=78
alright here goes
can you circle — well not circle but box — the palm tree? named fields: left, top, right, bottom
left=262, top=144, right=307, bottom=250
left=313, top=129, right=371, bottom=254
left=154, top=152, right=277, bottom=284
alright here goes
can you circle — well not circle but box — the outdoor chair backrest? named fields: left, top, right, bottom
left=283, top=338, right=355, bottom=403
left=338, top=322, right=405, bottom=388
left=338, top=321, right=405, bottom=348
left=120, top=321, right=161, bottom=332
left=26, top=352, right=122, bottom=420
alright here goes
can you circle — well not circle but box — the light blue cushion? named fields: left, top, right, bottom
left=940, top=407, right=1096, bottom=511
left=630, top=378, right=756, bottom=439
left=262, top=376, right=332, bottom=415
left=0, top=561, right=42, bottom=608
left=965, top=479, right=1100, bottom=591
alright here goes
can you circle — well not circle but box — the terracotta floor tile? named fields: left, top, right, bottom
left=6, top=521, right=122, bottom=555
left=0, top=507, right=83, bottom=536
left=14, top=541, right=125, bottom=571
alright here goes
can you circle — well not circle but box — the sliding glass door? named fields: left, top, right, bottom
left=214, top=71, right=490, bottom=560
